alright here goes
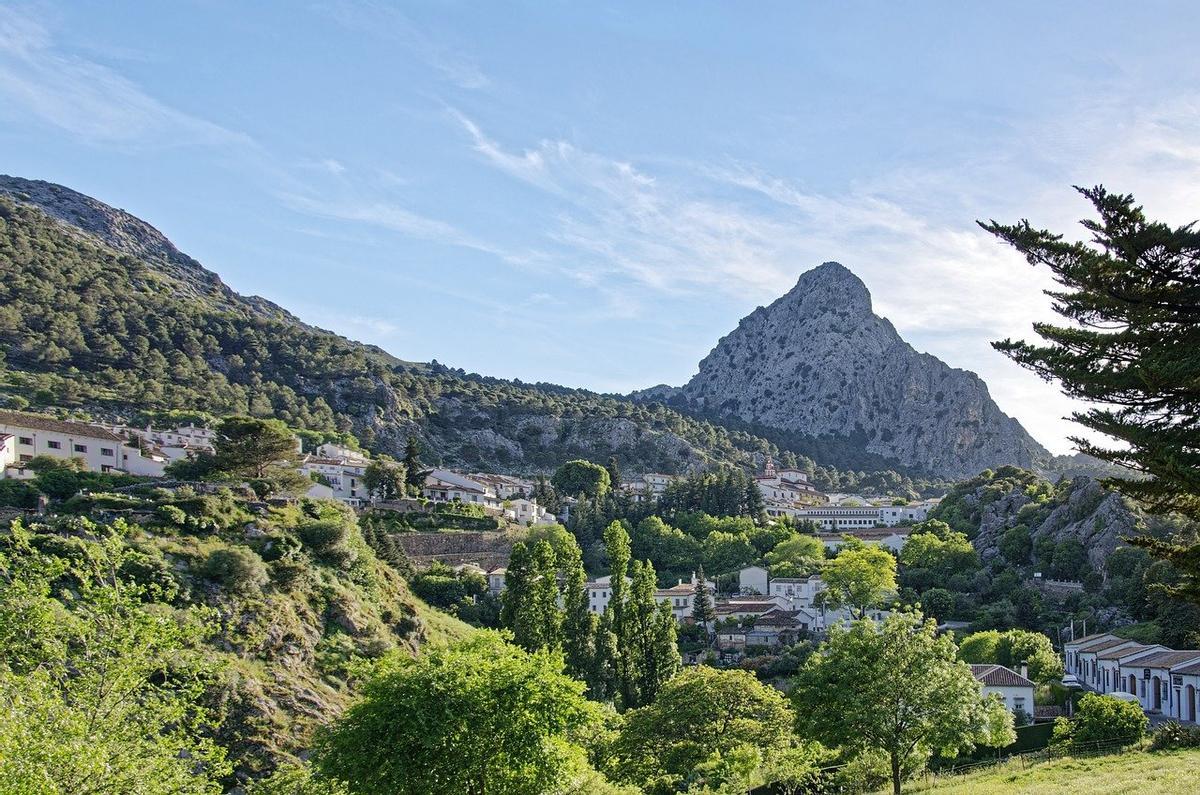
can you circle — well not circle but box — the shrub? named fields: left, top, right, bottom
left=202, top=547, right=269, bottom=595
left=297, top=519, right=350, bottom=551
left=155, top=504, right=188, bottom=527
left=1151, top=720, right=1200, bottom=751
left=1054, top=693, right=1148, bottom=747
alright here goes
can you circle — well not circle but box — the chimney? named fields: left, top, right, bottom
left=1020, top=663, right=1029, bottom=680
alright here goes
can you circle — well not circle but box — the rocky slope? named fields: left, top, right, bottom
left=931, top=466, right=1138, bottom=572
left=648, top=262, right=1049, bottom=478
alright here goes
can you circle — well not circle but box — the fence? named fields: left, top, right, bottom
left=912, top=735, right=1142, bottom=790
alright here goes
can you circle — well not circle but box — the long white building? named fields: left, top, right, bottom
left=0, top=410, right=167, bottom=478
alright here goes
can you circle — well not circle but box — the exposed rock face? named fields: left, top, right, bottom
left=676, top=262, right=1049, bottom=477
left=970, top=476, right=1136, bottom=572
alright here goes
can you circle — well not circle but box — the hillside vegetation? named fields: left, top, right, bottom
left=0, top=487, right=470, bottom=788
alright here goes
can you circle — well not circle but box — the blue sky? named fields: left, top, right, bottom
left=4, top=1, right=1200, bottom=454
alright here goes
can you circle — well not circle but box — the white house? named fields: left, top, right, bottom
left=0, top=434, right=15, bottom=472
left=301, top=454, right=369, bottom=507
left=0, top=410, right=167, bottom=478
left=504, top=497, right=555, bottom=526
left=971, top=664, right=1036, bottom=717
left=817, top=529, right=910, bottom=554
left=791, top=505, right=884, bottom=530
left=1132, top=649, right=1200, bottom=714
left=1171, top=659, right=1200, bottom=723
left=469, top=473, right=533, bottom=500
left=767, top=575, right=824, bottom=604
left=1078, top=637, right=1144, bottom=690
left=1064, top=632, right=1117, bottom=678
left=877, top=502, right=933, bottom=525
left=486, top=567, right=507, bottom=596
left=422, top=469, right=502, bottom=509
left=107, top=422, right=219, bottom=464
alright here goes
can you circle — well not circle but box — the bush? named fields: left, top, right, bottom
left=202, top=547, right=269, bottom=595
left=1151, top=720, right=1200, bottom=750
left=297, top=519, right=350, bottom=551
left=1054, top=693, right=1148, bottom=747
left=155, top=504, right=188, bottom=527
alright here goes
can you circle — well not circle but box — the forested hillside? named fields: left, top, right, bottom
left=0, top=188, right=778, bottom=474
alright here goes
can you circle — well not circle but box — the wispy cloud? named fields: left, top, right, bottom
left=0, top=5, right=252, bottom=149
left=317, top=0, right=489, bottom=90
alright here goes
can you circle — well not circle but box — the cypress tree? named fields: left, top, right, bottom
left=526, top=540, right=563, bottom=650
left=692, top=565, right=716, bottom=638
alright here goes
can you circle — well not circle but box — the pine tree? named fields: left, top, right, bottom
left=743, top=476, right=766, bottom=520
left=692, top=565, right=716, bottom=638
left=402, top=436, right=425, bottom=493
left=982, top=187, right=1200, bottom=602
left=605, top=456, right=622, bottom=492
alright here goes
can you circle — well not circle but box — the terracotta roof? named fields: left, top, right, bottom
left=0, top=410, right=124, bottom=442
left=1133, top=650, right=1200, bottom=669
left=971, top=664, right=1035, bottom=688
left=715, top=602, right=776, bottom=613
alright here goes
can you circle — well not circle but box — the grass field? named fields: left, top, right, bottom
left=907, top=748, right=1200, bottom=793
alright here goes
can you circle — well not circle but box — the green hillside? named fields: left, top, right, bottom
left=909, top=748, right=1200, bottom=793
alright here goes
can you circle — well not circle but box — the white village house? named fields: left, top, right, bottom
left=971, top=664, right=1036, bottom=718
left=0, top=410, right=168, bottom=478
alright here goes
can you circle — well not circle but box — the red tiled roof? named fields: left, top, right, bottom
left=971, top=664, right=1035, bottom=688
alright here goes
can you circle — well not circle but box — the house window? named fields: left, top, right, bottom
left=101, top=448, right=114, bottom=457
left=18, top=436, right=32, bottom=446
left=74, top=444, right=87, bottom=453
left=47, top=440, right=61, bottom=450
left=19, top=454, right=31, bottom=462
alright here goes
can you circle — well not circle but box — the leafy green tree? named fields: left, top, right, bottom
left=791, top=611, right=1002, bottom=795
left=899, top=525, right=979, bottom=591
left=561, top=539, right=600, bottom=693
left=621, top=560, right=679, bottom=708
left=553, top=459, right=612, bottom=499
left=362, top=455, right=406, bottom=501
left=702, top=530, right=757, bottom=575
left=0, top=521, right=228, bottom=794
left=313, top=632, right=605, bottom=794
left=821, top=541, right=897, bottom=619
left=920, top=587, right=955, bottom=623
left=606, top=667, right=807, bottom=795
left=502, top=540, right=563, bottom=652
left=982, top=187, right=1200, bottom=601
left=957, top=629, right=1063, bottom=684
left=765, top=534, right=825, bottom=577
left=999, top=524, right=1033, bottom=565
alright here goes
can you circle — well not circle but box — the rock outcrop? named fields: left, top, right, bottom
left=672, top=262, right=1049, bottom=478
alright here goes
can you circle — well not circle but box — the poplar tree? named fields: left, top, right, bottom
left=982, top=187, right=1200, bottom=602
left=561, top=540, right=599, bottom=689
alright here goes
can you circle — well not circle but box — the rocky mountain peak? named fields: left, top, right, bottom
left=674, top=262, right=1050, bottom=478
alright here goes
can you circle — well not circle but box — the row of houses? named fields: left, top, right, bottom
left=1064, top=632, right=1200, bottom=723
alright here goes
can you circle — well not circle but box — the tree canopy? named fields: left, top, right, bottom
left=313, top=632, right=605, bottom=795
left=791, top=611, right=1011, bottom=795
